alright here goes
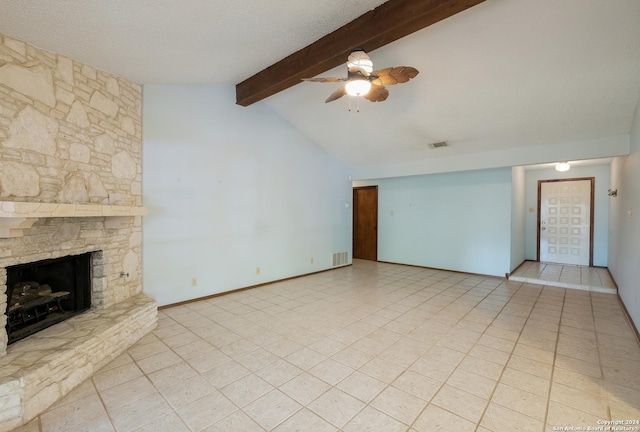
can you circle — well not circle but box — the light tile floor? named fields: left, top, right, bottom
left=510, top=261, right=617, bottom=294
left=13, top=259, right=640, bottom=432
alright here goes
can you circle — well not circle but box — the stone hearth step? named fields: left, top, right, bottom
left=0, top=293, right=157, bottom=431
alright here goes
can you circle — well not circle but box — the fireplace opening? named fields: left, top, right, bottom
left=5, top=252, right=93, bottom=344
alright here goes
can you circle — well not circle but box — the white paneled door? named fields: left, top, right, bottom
left=539, top=179, right=592, bottom=266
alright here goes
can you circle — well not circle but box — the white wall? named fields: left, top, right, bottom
left=524, top=164, right=610, bottom=266
left=355, top=168, right=512, bottom=277
left=510, top=166, right=527, bottom=271
left=142, top=85, right=352, bottom=306
left=608, top=103, right=640, bottom=331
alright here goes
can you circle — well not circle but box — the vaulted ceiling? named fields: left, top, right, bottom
left=1, top=0, right=639, bottom=175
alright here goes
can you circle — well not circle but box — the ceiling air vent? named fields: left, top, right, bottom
left=428, top=141, right=448, bottom=149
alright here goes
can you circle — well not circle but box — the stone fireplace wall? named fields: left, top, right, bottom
left=0, top=32, right=144, bottom=354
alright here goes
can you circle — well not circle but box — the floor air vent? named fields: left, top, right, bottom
left=332, top=251, right=349, bottom=267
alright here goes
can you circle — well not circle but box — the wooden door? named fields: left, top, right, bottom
left=538, top=178, right=594, bottom=266
left=353, top=186, right=378, bottom=261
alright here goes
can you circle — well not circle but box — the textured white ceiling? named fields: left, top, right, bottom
left=0, top=0, right=387, bottom=84
left=1, top=0, right=639, bottom=171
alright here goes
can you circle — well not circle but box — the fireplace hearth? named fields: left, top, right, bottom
left=5, top=253, right=92, bottom=344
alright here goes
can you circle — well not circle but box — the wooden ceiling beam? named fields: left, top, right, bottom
left=236, top=0, right=486, bottom=106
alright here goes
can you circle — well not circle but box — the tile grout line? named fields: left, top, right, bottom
left=392, top=276, right=537, bottom=430
left=309, top=272, right=495, bottom=430
left=590, top=292, right=612, bottom=423
left=541, top=286, right=567, bottom=431
left=340, top=273, right=477, bottom=430
left=471, top=280, right=546, bottom=431
left=400, top=277, right=497, bottom=430
left=91, top=376, right=120, bottom=432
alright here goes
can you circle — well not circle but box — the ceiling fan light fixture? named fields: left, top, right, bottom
left=302, top=49, right=418, bottom=104
left=347, top=50, right=373, bottom=75
left=555, top=161, right=571, bottom=172
left=345, top=79, right=372, bottom=96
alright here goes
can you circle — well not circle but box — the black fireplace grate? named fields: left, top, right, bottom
left=5, top=252, right=92, bottom=344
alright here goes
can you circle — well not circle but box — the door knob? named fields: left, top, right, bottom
left=541, top=227, right=546, bottom=230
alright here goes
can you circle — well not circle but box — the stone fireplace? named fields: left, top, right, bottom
left=0, top=34, right=157, bottom=430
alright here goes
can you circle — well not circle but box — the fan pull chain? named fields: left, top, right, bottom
left=348, top=96, right=361, bottom=113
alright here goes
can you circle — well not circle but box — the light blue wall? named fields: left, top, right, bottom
left=356, top=168, right=512, bottom=277
left=609, top=103, right=640, bottom=331
left=142, top=85, right=352, bottom=306
left=510, top=166, right=527, bottom=271
left=524, top=164, right=611, bottom=266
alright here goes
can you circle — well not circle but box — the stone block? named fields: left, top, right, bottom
left=55, top=56, right=74, bottom=84
left=81, top=64, right=96, bottom=80
left=22, top=383, right=60, bottom=425
left=0, top=379, right=20, bottom=405
left=94, top=133, right=115, bottom=155
left=106, top=78, right=120, bottom=97
left=66, top=100, right=90, bottom=128
left=55, top=87, right=75, bottom=105
left=0, top=64, right=55, bottom=107
left=59, top=362, right=93, bottom=396
left=121, top=116, right=135, bottom=135
left=0, top=161, right=40, bottom=197
left=89, top=91, right=118, bottom=117
left=111, top=151, right=137, bottom=180
left=3, top=37, right=26, bottom=56
left=4, top=105, right=58, bottom=155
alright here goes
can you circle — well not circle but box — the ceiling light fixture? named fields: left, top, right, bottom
left=555, top=162, right=571, bottom=172
left=347, top=50, right=373, bottom=75
left=345, top=79, right=372, bottom=96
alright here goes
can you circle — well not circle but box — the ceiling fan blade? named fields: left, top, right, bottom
left=325, top=86, right=347, bottom=103
left=363, top=84, right=389, bottom=102
left=302, top=77, right=344, bottom=83
left=371, top=67, right=419, bottom=86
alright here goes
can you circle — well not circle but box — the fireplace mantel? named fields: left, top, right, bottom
left=0, top=201, right=148, bottom=238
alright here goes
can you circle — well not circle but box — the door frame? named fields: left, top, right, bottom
left=536, top=177, right=595, bottom=266
left=352, top=186, right=378, bottom=261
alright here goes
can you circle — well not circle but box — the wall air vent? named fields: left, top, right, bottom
left=428, top=141, right=448, bottom=149
left=332, top=251, right=349, bottom=267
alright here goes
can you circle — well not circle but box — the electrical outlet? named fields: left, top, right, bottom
left=256, top=267, right=260, bottom=275
left=192, top=277, right=197, bottom=286
left=311, top=257, right=314, bottom=264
